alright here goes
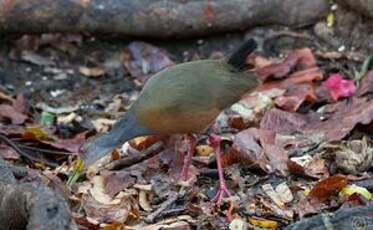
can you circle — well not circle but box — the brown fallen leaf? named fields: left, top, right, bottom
left=274, top=83, right=317, bottom=111
left=309, top=174, right=348, bottom=202
left=358, top=70, right=373, bottom=96
left=0, top=104, right=28, bottom=124
left=129, top=135, right=164, bottom=151
left=298, top=174, right=348, bottom=217
left=79, top=66, right=105, bottom=77
left=79, top=176, right=139, bottom=224
left=102, top=171, right=136, bottom=197
left=44, top=131, right=88, bottom=153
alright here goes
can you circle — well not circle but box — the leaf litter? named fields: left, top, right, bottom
left=0, top=33, right=372, bottom=229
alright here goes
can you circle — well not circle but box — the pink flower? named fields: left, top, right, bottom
left=322, top=73, right=356, bottom=101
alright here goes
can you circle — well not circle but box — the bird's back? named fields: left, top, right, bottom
left=131, top=59, right=258, bottom=134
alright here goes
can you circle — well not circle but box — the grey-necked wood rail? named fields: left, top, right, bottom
left=80, top=39, right=259, bottom=203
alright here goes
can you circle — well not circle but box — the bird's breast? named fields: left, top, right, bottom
left=138, top=107, right=221, bottom=134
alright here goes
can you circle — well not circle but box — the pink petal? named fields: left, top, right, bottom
left=322, top=73, right=356, bottom=101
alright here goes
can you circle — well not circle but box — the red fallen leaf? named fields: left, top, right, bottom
left=261, top=97, right=373, bottom=142
left=222, top=128, right=263, bottom=169
left=259, top=129, right=288, bottom=175
left=123, top=41, right=174, bottom=82
left=287, top=158, right=329, bottom=179
left=287, top=160, right=305, bottom=176
left=309, top=174, right=348, bottom=202
left=0, top=104, right=28, bottom=124
left=274, top=83, right=317, bottom=111
left=298, top=175, right=348, bottom=217
left=102, top=171, right=136, bottom=197
left=260, top=108, right=317, bottom=134
left=322, top=73, right=356, bottom=101
left=358, top=70, right=373, bottom=96
left=303, top=97, right=373, bottom=141
left=228, top=115, right=247, bottom=130
left=256, top=48, right=316, bottom=81
left=43, top=131, right=88, bottom=153
left=255, top=67, right=323, bottom=92
left=223, top=128, right=288, bottom=175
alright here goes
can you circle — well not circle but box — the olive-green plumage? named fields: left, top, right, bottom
left=81, top=39, right=259, bottom=166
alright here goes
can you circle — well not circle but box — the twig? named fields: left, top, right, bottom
left=145, top=192, right=179, bottom=223
left=0, top=134, right=58, bottom=167
left=18, top=144, right=71, bottom=155
left=105, top=141, right=164, bottom=170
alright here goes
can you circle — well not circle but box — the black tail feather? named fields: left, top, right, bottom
left=227, top=39, right=257, bottom=70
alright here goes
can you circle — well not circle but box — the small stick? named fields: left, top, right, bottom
left=145, top=192, right=179, bottom=223
left=0, top=134, right=58, bottom=167
left=18, top=144, right=70, bottom=155
left=106, top=141, right=164, bottom=170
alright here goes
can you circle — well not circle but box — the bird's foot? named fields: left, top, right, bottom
left=178, top=134, right=197, bottom=181
left=212, top=182, right=232, bottom=204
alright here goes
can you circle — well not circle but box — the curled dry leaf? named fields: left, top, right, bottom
left=262, top=183, right=285, bottom=208
left=45, top=131, right=88, bottom=153
left=79, top=66, right=106, bottom=77
left=323, top=138, right=373, bottom=175
left=274, top=83, right=317, bottom=111
left=256, top=48, right=316, bottom=81
left=255, top=67, right=323, bottom=93
left=224, top=128, right=288, bottom=175
left=80, top=175, right=139, bottom=224
left=129, top=135, right=164, bottom=151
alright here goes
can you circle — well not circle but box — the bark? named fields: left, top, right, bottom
left=0, top=0, right=328, bottom=38
left=337, top=0, right=373, bottom=18
left=0, top=157, right=76, bottom=230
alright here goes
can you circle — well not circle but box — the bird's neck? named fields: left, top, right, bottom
left=104, top=110, right=153, bottom=147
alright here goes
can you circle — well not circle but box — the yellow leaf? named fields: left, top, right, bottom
left=25, top=126, right=54, bottom=140
left=327, top=13, right=335, bottom=27
left=340, top=185, right=372, bottom=200
left=248, top=217, right=279, bottom=229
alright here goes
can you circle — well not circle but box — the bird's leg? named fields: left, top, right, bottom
left=209, top=134, right=231, bottom=204
left=179, top=134, right=197, bottom=181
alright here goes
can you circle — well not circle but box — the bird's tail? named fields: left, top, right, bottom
left=227, top=39, right=257, bottom=71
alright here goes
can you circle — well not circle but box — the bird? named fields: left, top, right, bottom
left=79, top=39, right=259, bottom=203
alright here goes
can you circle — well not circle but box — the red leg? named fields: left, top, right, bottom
left=209, top=134, right=231, bottom=204
left=179, top=134, right=197, bottom=181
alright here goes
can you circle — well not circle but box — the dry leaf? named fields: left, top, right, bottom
left=79, top=66, right=105, bottom=77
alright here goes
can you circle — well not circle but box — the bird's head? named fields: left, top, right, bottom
left=78, top=134, right=116, bottom=168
